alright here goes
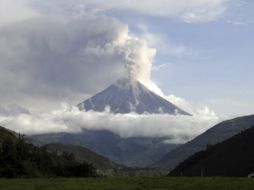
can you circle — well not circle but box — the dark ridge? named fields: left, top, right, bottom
left=152, top=115, right=254, bottom=170
left=169, top=125, right=254, bottom=177
left=0, top=126, right=96, bottom=178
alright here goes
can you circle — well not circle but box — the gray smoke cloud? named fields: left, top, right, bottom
left=0, top=103, right=221, bottom=143
left=0, top=13, right=157, bottom=111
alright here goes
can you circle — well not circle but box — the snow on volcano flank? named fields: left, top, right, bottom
left=78, top=78, right=191, bottom=115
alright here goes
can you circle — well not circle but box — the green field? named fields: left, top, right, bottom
left=0, top=177, right=254, bottom=190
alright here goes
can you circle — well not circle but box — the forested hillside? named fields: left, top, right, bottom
left=0, top=126, right=96, bottom=178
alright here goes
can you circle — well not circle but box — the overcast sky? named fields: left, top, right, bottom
left=0, top=0, right=254, bottom=117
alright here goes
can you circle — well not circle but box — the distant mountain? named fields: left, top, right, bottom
left=32, top=129, right=179, bottom=167
left=43, top=143, right=120, bottom=171
left=169, top=125, right=254, bottom=177
left=152, top=115, right=254, bottom=170
left=78, top=78, right=190, bottom=115
left=0, top=126, right=96, bottom=178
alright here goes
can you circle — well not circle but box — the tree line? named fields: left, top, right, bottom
left=0, top=134, right=97, bottom=178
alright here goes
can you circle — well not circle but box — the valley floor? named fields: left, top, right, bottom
left=0, top=177, right=254, bottom=190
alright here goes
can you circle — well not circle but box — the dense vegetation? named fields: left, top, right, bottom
left=43, top=143, right=119, bottom=171
left=169, top=126, right=254, bottom=177
left=0, top=127, right=96, bottom=178
left=0, top=177, right=254, bottom=190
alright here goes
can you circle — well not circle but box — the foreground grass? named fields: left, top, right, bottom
left=0, top=177, right=254, bottom=190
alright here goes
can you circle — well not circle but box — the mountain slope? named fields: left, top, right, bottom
left=78, top=78, right=190, bottom=115
left=43, top=143, right=119, bottom=170
left=32, top=129, right=179, bottom=167
left=0, top=126, right=96, bottom=178
left=169, top=125, right=254, bottom=177
left=0, top=126, right=17, bottom=142
left=153, top=115, right=254, bottom=170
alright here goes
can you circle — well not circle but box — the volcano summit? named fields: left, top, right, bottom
left=78, top=79, right=191, bottom=115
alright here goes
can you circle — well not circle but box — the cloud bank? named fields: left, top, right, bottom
left=0, top=104, right=221, bottom=144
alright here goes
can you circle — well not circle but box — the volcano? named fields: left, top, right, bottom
left=78, top=78, right=191, bottom=115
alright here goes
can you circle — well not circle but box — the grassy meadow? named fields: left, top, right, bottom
left=0, top=177, right=254, bottom=190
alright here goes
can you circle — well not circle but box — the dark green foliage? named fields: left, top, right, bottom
left=66, top=163, right=95, bottom=177
left=169, top=125, right=254, bottom=177
left=0, top=127, right=97, bottom=178
left=43, top=143, right=120, bottom=170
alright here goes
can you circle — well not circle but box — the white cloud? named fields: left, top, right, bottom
left=0, top=104, right=30, bottom=116
left=205, top=98, right=254, bottom=117
left=33, top=0, right=231, bottom=23
left=0, top=4, right=187, bottom=111
left=0, top=103, right=221, bottom=144
left=0, top=13, right=160, bottom=111
left=0, top=0, right=39, bottom=25
left=136, top=24, right=186, bottom=57
left=226, top=19, right=254, bottom=26
left=152, top=64, right=167, bottom=71
left=165, top=95, right=193, bottom=113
